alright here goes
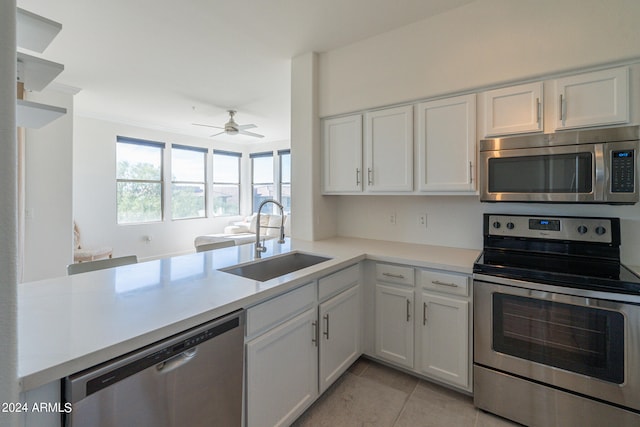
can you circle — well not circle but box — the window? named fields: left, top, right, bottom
left=213, top=150, right=241, bottom=216
left=279, top=149, right=291, bottom=214
left=251, top=152, right=275, bottom=212
left=171, top=145, right=207, bottom=220
left=116, top=136, right=164, bottom=224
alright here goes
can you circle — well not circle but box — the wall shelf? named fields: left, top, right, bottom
left=17, top=8, right=62, bottom=53
left=17, top=52, right=64, bottom=92
left=17, top=99, right=67, bottom=129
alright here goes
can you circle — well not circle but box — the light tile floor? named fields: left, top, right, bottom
left=292, top=357, right=520, bottom=427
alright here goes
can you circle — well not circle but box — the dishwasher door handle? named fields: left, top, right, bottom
left=156, top=348, right=198, bottom=374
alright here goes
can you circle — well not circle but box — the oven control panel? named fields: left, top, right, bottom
left=488, top=215, right=613, bottom=243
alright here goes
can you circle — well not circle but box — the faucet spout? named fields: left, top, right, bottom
left=255, top=199, right=286, bottom=258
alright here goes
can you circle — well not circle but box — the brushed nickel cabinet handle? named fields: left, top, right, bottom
left=383, top=272, right=405, bottom=279
left=432, top=280, right=458, bottom=288
left=406, top=299, right=411, bottom=322
left=469, top=161, right=473, bottom=184
left=367, top=168, right=373, bottom=185
left=356, top=168, right=361, bottom=186
left=559, top=94, right=564, bottom=122
left=423, top=302, right=427, bottom=325
left=323, top=314, right=329, bottom=339
left=312, top=320, right=318, bottom=346
left=536, top=97, right=541, bottom=125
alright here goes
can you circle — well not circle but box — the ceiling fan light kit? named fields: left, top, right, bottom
left=193, top=110, right=264, bottom=138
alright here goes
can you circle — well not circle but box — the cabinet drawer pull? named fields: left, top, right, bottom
left=312, top=320, right=318, bottom=346
left=323, top=314, right=330, bottom=339
left=356, top=168, right=361, bottom=185
left=431, top=280, right=458, bottom=288
left=469, top=161, right=473, bottom=184
left=559, top=94, right=564, bottom=122
left=536, top=97, right=541, bottom=125
left=406, top=299, right=411, bottom=322
left=367, top=168, right=373, bottom=185
left=423, top=302, right=427, bottom=325
left=382, top=272, right=405, bottom=280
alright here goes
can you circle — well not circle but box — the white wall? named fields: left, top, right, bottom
left=23, top=88, right=74, bottom=281
left=73, top=116, right=289, bottom=261
left=291, top=52, right=337, bottom=240
left=313, top=0, right=640, bottom=266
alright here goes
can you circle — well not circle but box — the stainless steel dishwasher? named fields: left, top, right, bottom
left=65, top=310, right=244, bottom=427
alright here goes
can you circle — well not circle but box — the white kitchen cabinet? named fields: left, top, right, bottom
left=416, top=94, right=476, bottom=192
left=375, top=283, right=414, bottom=368
left=418, top=291, right=469, bottom=388
left=554, top=66, right=629, bottom=130
left=484, top=82, right=543, bottom=136
left=322, top=114, right=363, bottom=193
left=417, top=269, right=471, bottom=391
left=246, top=308, right=318, bottom=427
left=364, top=105, right=414, bottom=192
left=319, top=283, right=361, bottom=393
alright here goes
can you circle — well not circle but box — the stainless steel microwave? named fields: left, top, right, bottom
left=480, top=126, right=639, bottom=204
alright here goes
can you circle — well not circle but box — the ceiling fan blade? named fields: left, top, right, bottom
left=239, top=130, right=264, bottom=138
left=236, top=123, right=257, bottom=130
left=210, top=131, right=226, bottom=137
left=193, top=123, right=224, bottom=129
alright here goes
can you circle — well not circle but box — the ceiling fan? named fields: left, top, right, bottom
left=193, top=110, right=264, bottom=138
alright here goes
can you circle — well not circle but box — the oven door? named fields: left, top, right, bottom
left=474, top=279, right=640, bottom=412
left=480, top=143, right=602, bottom=202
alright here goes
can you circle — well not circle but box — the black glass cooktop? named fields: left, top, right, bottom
left=474, top=249, right=640, bottom=295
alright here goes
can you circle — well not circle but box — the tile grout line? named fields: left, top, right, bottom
left=389, top=379, right=419, bottom=427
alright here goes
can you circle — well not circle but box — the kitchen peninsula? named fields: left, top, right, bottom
left=19, top=237, right=479, bottom=426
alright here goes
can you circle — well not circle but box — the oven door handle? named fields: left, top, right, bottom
left=594, top=143, right=605, bottom=201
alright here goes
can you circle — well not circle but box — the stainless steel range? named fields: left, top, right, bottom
left=473, top=214, right=640, bottom=426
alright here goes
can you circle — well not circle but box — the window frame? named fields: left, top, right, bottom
left=212, top=149, right=242, bottom=217
left=251, top=151, right=275, bottom=213
left=115, top=136, right=165, bottom=225
left=170, top=144, right=208, bottom=221
left=278, top=149, right=291, bottom=214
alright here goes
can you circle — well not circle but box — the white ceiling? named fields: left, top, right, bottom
left=17, top=0, right=475, bottom=143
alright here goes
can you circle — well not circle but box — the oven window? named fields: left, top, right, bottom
left=488, top=153, right=592, bottom=193
left=493, top=293, right=624, bottom=384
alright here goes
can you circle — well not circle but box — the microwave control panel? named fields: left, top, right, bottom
left=611, top=150, right=635, bottom=193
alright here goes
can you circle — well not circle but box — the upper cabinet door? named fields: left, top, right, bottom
left=484, top=82, right=543, bottom=136
left=554, top=66, right=629, bottom=131
left=364, top=105, right=414, bottom=192
left=417, top=94, right=476, bottom=192
left=322, top=114, right=363, bottom=194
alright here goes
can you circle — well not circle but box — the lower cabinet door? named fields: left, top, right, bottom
left=319, top=284, right=361, bottom=393
left=375, top=284, right=414, bottom=368
left=419, top=291, right=469, bottom=388
left=246, top=308, right=318, bottom=427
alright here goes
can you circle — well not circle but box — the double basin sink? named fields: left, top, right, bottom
left=219, top=251, right=332, bottom=282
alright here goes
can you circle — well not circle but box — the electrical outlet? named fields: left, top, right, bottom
left=418, top=214, right=427, bottom=229
left=389, top=212, right=397, bottom=225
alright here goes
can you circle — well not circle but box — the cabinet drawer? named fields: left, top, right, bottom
left=318, top=264, right=360, bottom=301
left=246, top=282, right=316, bottom=338
left=420, top=270, right=469, bottom=297
left=376, top=263, right=414, bottom=286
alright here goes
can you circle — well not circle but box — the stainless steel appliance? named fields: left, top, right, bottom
left=480, top=126, right=639, bottom=204
left=473, top=214, right=640, bottom=426
left=65, top=310, right=244, bottom=427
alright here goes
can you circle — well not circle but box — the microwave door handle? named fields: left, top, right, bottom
left=594, top=144, right=605, bottom=201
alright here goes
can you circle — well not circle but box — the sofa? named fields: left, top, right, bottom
left=194, top=214, right=289, bottom=250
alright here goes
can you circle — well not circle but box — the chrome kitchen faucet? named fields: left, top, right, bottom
left=255, top=199, right=286, bottom=258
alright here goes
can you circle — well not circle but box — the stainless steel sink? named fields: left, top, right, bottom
left=219, top=252, right=331, bottom=282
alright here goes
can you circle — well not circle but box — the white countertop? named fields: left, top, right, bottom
left=18, top=236, right=480, bottom=392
